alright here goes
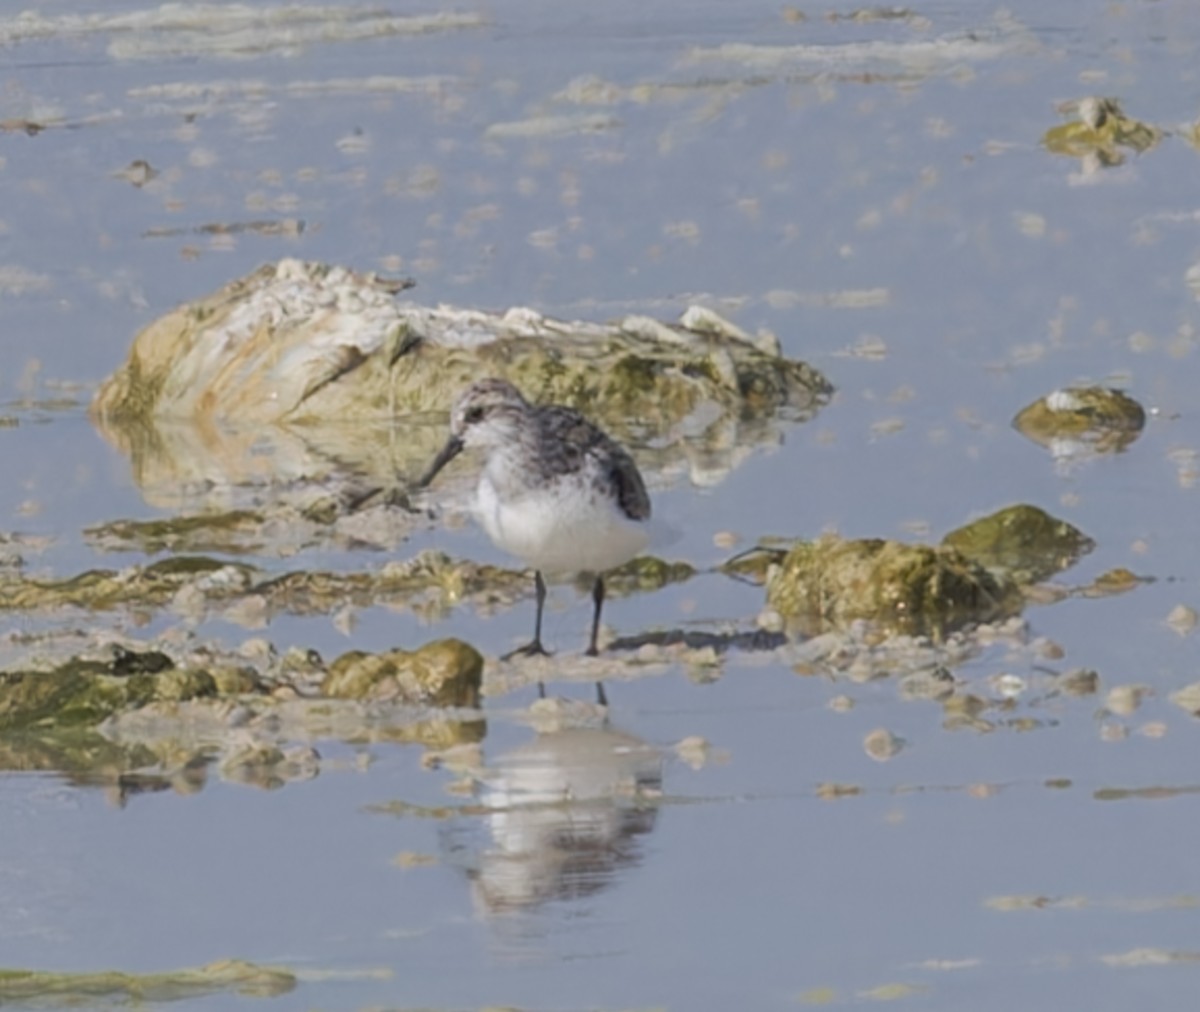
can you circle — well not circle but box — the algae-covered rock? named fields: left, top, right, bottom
left=0, top=630, right=492, bottom=795
left=89, top=259, right=831, bottom=508
left=764, top=535, right=1021, bottom=636
left=1, top=635, right=481, bottom=729
left=1042, top=97, right=1162, bottom=164
left=0, top=959, right=295, bottom=1004
left=942, top=504, right=1094, bottom=586
left=1013, top=387, right=1145, bottom=456
left=322, top=638, right=483, bottom=707
left=93, top=260, right=828, bottom=426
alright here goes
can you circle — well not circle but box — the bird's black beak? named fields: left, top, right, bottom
left=417, top=435, right=464, bottom=488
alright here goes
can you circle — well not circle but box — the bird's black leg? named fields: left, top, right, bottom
left=586, top=575, right=605, bottom=657
left=502, top=570, right=552, bottom=661
left=587, top=577, right=611, bottom=705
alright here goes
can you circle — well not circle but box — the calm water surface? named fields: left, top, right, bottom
left=3, top=1, right=1200, bottom=1009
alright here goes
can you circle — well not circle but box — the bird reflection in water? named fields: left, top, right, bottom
left=459, top=708, right=664, bottom=916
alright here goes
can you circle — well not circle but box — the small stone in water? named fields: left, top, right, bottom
left=1032, top=637, right=1065, bottom=660
left=1099, top=722, right=1129, bottom=742
left=1059, top=668, right=1099, bottom=696
left=674, top=735, right=713, bottom=769
left=1166, top=604, right=1198, bottom=637
left=1105, top=684, right=1150, bottom=716
left=1169, top=682, right=1200, bottom=714
left=816, top=782, right=862, bottom=800
left=991, top=673, right=1026, bottom=699
left=863, top=728, right=905, bottom=761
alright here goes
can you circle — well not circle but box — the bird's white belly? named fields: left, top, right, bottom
left=476, top=475, right=647, bottom=575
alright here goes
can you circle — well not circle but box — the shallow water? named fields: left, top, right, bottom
left=4, top=1, right=1200, bottom=1009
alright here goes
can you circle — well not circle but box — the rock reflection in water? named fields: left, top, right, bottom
left=465, top=719, right=663, bottom=916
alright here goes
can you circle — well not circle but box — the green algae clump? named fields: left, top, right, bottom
left=0, top=959, right=295, bottom=1004
left=322, top=638, right=483, bottom=707
left=1043, top=97, right=1161, bottom=163
left=580, top=555, right=696, bottom=596
left=942, top=504, right=1094, bottom=586
left=765, top=535, right=1021, bottom=636
left=0, top=656, right=216, bottom=732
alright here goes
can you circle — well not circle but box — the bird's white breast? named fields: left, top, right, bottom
left=476, top=468, right=648, bottom=575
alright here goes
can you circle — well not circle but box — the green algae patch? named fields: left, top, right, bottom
left=0, top=654, right=218, bottom=732
left=0, top=551, right=518, bottom=618
left=0, top=959, right=295, bottom=1004
left=0, top=726, right=160, bottom=783
left=322, top=638, right=483, bottom=707
left=765, top=535, right=1021, bottom=636
left=1013, top=386, right=1145, bottom=453
left=0, top=556, right=255, bottom=612
left=1043, top=97, right=1161, bottom=163
left=942, top=504, right=1094, bottom=586
left=1078, top=567, right=1150, bottom=598
left=0, top=549, right=684, bottom=625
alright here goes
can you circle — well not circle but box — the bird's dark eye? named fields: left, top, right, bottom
left=465, top=405, right=485, bottom=424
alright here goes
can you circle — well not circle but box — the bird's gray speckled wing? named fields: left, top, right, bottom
left=605, top=444, right=651, bottom=521
left=532, top=405, right=651, bottom=521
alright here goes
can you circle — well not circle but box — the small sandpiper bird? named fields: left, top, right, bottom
left=417, top=379, right=651, bottom=672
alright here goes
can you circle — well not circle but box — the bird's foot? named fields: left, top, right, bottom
left=501, top=640, right=552, bottom=662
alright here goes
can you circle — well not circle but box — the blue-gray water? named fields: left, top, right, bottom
left=3, top=2, right=1200, bottom=1008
